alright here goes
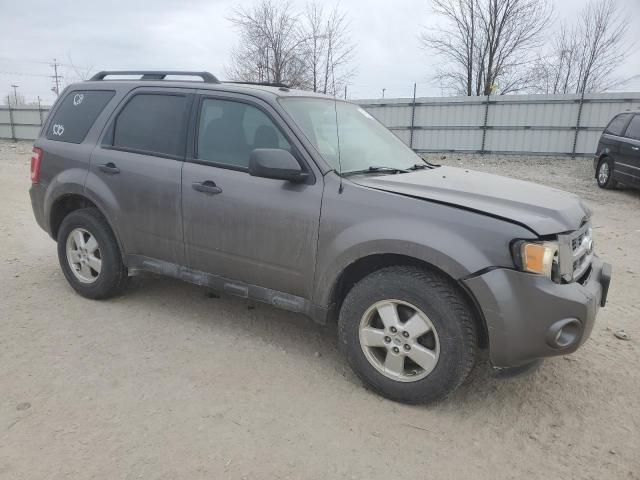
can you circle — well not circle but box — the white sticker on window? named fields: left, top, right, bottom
left=73, top=93, right=84, bottom=106
left=358, top=108, right=374, bottom=120
left=52, top=124, right=65, bottom=136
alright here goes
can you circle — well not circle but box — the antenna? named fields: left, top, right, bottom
left=329, top=35, right=344, bottom=194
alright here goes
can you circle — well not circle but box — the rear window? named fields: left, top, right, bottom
left=605, top=113, right=632, bottom=136
left=46, top=90, right=115, bottom=143
left=112, top=93, right=190, bottom=158
left=624, top=115, right=640, bottom=141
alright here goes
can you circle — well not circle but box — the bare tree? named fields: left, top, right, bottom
left=533, top=0, right=630, bottom=94
left=5, top=92, right=26, bottom=107
left=421, top=0, right=551, bottom=96
left=227, top=0, right=355, bottom=93
left=66, top=54, right=94, bottom=82
left=300, top=2, right=326, bottom=92
left=227, top=0, right=308, bottom=87
left=300, top=2, right=355, bottom=95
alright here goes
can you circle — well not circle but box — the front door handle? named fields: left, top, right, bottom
left=192, top=180, right=222, bottom=195
left=98, top=162, right=120, bottom=174
left=631, top=146, right=639, bottom=151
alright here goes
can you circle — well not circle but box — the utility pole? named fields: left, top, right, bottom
left=409, top=82, right=417, bottom=149
left=382, top=88, right=386, bottom=99
left=37, top=96, right=44, bottom=125
left=10, top=84, right=18, bottom=105
left=344, top=85, right=347, bottom=99
left=50, top=58, right=62, bottom=96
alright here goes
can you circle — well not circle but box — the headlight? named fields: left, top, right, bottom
left=511, top=240, right=559, bottom=280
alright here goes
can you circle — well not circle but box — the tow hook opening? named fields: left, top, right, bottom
left=546, top=318, right=582, bottom=349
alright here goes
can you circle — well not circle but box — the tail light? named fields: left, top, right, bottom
left=31, top=147, right=43, bottom=183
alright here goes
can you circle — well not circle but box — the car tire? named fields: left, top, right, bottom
left=596, top=157, right=618, bottom=189
left=57, top=208, right=129, bottom=299
left=338, top=266, right=478, bottom=404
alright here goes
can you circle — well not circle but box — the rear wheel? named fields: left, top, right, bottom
left=597, top=157, right=618, bottom=189
left=338, top=266, right=478, bottom=404
left=57, top=208, right=128, bottom=299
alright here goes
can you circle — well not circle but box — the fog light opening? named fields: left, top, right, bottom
left=547, top=319, right=582, bottom=349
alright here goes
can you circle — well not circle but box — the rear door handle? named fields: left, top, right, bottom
left=98, top=162, right=120, bottom=174
left=192, top=180, right=222, bottom=195
left=631, top=146, right=639, bottom=151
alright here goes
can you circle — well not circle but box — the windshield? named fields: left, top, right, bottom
left=279, top=97, right=422, bottom=174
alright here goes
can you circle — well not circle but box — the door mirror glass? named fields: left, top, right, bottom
left=249, top=148, right=307, bottom=182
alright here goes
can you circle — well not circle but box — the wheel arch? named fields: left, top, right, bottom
left=48, top=193, right=126, bottom=262
left=327, top=253, right=489, bottom=348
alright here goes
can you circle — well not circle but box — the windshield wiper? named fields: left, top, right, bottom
left=409, top=163, right=428, bottom=170
left=343, top=166, right=410, bottom=176
left=368, top=166, right=410, bottom=173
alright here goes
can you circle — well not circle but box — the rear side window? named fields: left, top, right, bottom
left=113, top=94, right=190, bottom=158
left=624, top=115, right=640, bottom=141
left=605, top=113, right=632, bottom=136
left=46, top=90, right=115, bottom=143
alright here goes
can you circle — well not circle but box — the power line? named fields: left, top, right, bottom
left=0, top=55, right=90, bottom=69
left=0, top=70, right=51, bottom=77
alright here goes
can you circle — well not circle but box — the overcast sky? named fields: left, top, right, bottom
left=1, top=0, right=639, bottom=104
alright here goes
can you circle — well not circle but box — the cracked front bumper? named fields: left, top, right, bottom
left=464, top=256, right=611, bottom=368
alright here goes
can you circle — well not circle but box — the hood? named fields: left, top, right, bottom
left=350, top=166, right=590, bottom=236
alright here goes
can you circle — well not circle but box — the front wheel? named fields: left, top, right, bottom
left=597, top=157, right=618, bottom=189
left=338, top=266, right=478, bottom=404
left=57, top=208, right=128, bottom=299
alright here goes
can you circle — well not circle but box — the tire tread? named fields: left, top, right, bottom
left=338, top=265, right=478, bottom=404
left=57, top=207, right=128, bottom=299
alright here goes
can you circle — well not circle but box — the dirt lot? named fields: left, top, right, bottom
left=1, top=140, right=639, bottom=479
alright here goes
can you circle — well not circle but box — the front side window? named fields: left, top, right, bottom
left=279, top=98, right=421, bottom=174
left=113, top=93, right=190, bottom=157
left=605, top=113, right=632, bottom=137
left=46, top=90, right=115, bottom=143
left=624, top=115, right=640, bottom=141
left=197, top=99, right=291, bottom=169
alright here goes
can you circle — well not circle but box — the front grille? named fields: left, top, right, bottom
left=558, top=222, right=594, bottom=283
left=571, top=232, right=586, bottom=250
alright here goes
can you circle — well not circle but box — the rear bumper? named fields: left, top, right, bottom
left=29, top=183, right=48, bottom=234
left=464, top=256, right=611, bottom=368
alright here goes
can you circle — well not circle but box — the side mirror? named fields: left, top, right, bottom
left=249, top=149, right=308, bottom=183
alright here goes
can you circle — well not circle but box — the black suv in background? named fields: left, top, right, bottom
left=595, top=112, right=640, bottom=189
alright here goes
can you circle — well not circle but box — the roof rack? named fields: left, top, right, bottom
left=89, top=70, right=220, bottom=83
left=225, top=81, right=290, bottom=89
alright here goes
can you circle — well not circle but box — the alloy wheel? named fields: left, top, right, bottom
left=598, top=162, right=610, bottom=185
left=65, top=228, right=102, bottom=283
left=358, top=299, right=440, bottom=382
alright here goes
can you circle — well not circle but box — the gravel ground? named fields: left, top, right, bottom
left=1, top=140, right=639, bottom=480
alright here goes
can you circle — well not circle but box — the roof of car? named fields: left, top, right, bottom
left=77, top=78, right=334, bottom=101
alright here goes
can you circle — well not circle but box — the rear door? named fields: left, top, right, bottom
left=181, top=92, right=323, bottom=299
left=86, top=87, right=194, bottom=265
left=620, top=114, right=640, bottom=186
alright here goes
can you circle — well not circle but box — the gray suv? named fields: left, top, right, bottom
left=29, top=71, right=611, bottom=403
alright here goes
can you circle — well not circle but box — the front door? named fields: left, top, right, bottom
left=181, top=94, right=323, bottom=299
left=87, top=88, right=193, bottom=265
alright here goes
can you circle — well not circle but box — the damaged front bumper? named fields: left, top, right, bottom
left=463, top=256, right=611, bottom=368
